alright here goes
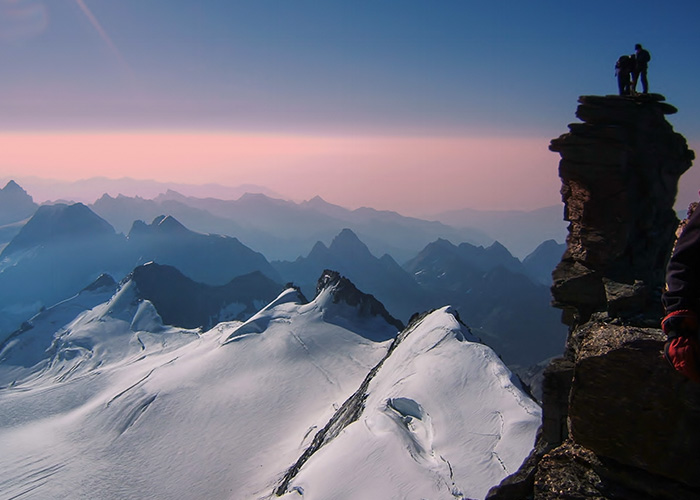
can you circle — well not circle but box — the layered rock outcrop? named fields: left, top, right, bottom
left=488, top=94, right=699, bottom=499
left=550, top=94, right=693, bottom=326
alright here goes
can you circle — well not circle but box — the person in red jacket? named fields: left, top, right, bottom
left=662, top=204, right=700, bottom=382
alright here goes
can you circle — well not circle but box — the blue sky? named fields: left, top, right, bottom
left=3, top=0, right=699, bottom=136
left=1, top=1, right=699, bottom=214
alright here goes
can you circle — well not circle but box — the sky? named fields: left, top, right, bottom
left=1, top=0, right=700, bottom=215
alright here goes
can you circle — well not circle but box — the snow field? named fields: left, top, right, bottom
left=0, top=286, right=539, bottom=500
left=281, top=307, right=541, bottom=500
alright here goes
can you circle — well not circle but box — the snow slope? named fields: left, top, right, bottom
left=0, top=278, right=539, bottom=499
left=277, top=307, right=541, bottom=500
left=0, top=283, right=393, bottom=498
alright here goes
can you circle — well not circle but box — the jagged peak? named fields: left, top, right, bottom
left=329, top=228, right=372, bottom=257
left=486, top=240, right=513, bottom=257
left=82, top=273, right=117, bottom=293
left=307, top=240, right=330, bottom=259
left=3, top=203, right=116, bottom=256
left=164, top=189, right=186, bottom=198
left=315, top=269, right=344, bottom=296
left=2, top=180, right=25, bottom=193
left=428, top=238, right=458, bottom=251
left=535, top=238, right=560, bottom=248
left=237, top=192, right=275, bottom=203
left=300, top=195, right=346, bottom=212
left=152, top=189, right=187, bottom=203
left=95, top=193, right=115, bottom=202
left=315, top=270, right=404, bottom=331
left=154, top=214, right=189, bottom=233
left=126, top=215, right=191, bottom=238
left=306, top=195, right=327, bottom=204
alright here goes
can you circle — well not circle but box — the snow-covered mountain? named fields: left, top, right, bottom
left=0, top=272, right=540, bottom=500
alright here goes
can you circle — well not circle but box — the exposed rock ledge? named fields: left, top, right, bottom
left=488, top=94, right=700, bottom=499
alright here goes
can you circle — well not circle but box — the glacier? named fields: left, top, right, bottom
left=0, top=274, right=540, bottom=499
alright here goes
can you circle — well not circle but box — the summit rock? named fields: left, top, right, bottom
left=488, top=95, right=698, bottom=498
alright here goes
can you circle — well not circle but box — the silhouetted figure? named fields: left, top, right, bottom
left=632, top=43, right=651, bottom=94
left=615, top=54, right=635, bottom=95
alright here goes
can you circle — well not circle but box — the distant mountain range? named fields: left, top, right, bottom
left=128, top=214, right=280, bottom=285
left=428, top=205, right=568, bottom=258
left=404, top=238, right=566, bottom=367
left=1, top=179, right=566, bottom=262
left=91, top=190, right=492, bottom=263
left=0, top=180, right=568, bottom=369
left=0, top=176, right=283, bottom=205
left=0, top=203, right=282, bottom=337
left=274, top=228, right=432, bottom=323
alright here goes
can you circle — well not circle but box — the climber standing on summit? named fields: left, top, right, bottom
left=662, top=205, right=700, bottom=383
left=632, top=43, right=651, bottom=94
left=615, top=54, right=635, bottom=96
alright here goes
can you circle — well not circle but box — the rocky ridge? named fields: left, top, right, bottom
left=316, top=269, right=405, bottom=334
left=488, top=94, right=700, bottom=498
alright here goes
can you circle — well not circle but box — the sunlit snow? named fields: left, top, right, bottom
left=0, top=281, right=540, bottom=499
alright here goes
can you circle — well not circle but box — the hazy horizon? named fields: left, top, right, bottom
left=2, top=2, right=700, bottom=216
left=3, top=171, right=564, bottom=217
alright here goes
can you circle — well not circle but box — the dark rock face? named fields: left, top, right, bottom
left=316, top=269, right=405, bottom=333
left=129, top=262, right=283, bottom=329
left=533, top=441, right=700, bottom=500
left=568, top=323, right=700, bottom=486
left=550, top=94, right=693, bottom=325
left=488, top=95, right=700, bottom=499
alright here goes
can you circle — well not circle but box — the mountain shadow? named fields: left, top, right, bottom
left=128, top=262, right=283, bottom=329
